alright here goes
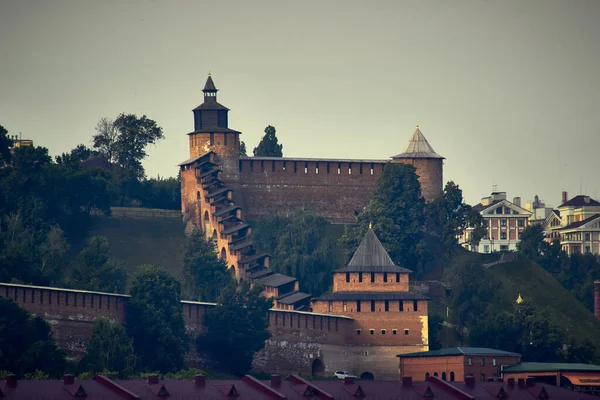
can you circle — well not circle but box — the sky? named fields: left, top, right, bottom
left=1, top=0, right=599, bottom=207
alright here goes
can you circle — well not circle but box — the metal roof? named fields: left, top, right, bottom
left=277, top=291, right=312, bottom=305
left=221, top=223, right=249, bottom=235
left=503, top=362, right=600, bottom=373
left=397, top=347, right=520, bottom=358
left=391, top=127, right=444, bottom=159
left=255, top=273, right=296, bottom=288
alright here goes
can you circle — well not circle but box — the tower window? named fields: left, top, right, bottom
left=396, top=273, right=400, bottom=282
left=357, top=301, right=361, bottom=312
left=383, top=272, right=388, bottom=282
left=343, top=301, right=347, bottom=312
left=384, top=300, right=389, bottom=312
left=356, top=329, right=361, bottom=335
left=392, top=329, right=397, bottom=335
left=371, top=300, right=375, bottom=312
left=413, top=300, right=418, bottom=311
left=369, top=329, right=374, bottom=335
left=359, top=272, right=363, bottom=282
left=328, top=301, right=333, bottom=312
left=370, top=272, right=375, bottom=282
left=404, top=329, right=409, bottom=335
left=399, top=300, right=404, bottom=311
left=381, top=329, right=386, bottom=335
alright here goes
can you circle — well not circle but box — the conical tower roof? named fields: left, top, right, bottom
left=392, top=126, right=444, bottom=159
left=335, top=228, right=412, bottom=273
left=203, top=75, right=217, bottom=92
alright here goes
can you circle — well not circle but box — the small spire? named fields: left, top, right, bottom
left=516, top=293, right=523, bottom=304
left=208, top=70, right=211, bottom=76
left=416, top=124, right=419, bottom=129
left=369, top=221, right=372, bottom=229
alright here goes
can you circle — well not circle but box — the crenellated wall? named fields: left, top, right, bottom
left=238, top=158, right=387, bottom=224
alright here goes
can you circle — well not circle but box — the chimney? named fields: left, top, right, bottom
left=513, top=197, right=521, bottom=207
left=465, top=376, right=475, bottom=388
left=63, top=374, right=75, bottom=385
left=6, top=374, right=17, bottom=388
left=562, top=191, right=568, bottom=204
left=594, top=281, right=600, bottom=320
left=402, top=377, right=413, bottom=388
left=344, top=376, right=355, bottom=385
left=147, top=374, right=159, bottom=384
left=507, top=378, right=515, bottom=387
left=194, top=375, right=206, bottom=387
left=270, top=374, right=282, bottom=387
left=518, top=378, right=525, bottom=388
left=526, top=377, right=536, bottom=387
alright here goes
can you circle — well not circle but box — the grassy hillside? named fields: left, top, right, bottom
left=485, top=257, right=600, bottom=346
left=73, top=216, right=185, bottom=288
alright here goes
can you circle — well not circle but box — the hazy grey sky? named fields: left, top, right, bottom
left=1, top=0, right=599, bottom=206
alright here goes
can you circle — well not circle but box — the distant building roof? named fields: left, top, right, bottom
left=560, top=213, right=600, bottom=231
left=241, top=156, right=389, bottom=164
left=335, top=228, right=412, bottom=273
left=397, top=347, right=520, bottom=358
left=391, top=126, right=444, bottom=159
left=559, top=195, right=600, bottom=208
left=203, top=75, right=217, bottom=91
left=255, top=273, right=296, bottom=288
left=503, top=362, right=600, bottom=373
left=178, top=151, right=212, bottom=166
left=317, top=291, right=428, bottom=301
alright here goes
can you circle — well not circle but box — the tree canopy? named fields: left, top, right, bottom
left=253, top=211, right=339, bottom=295
left=126, top=265, right=188, bottom=373
left=79, top=318, right=136, bottom=378
left=0, top=124, right=13, bottom=165
left=197, top=283, right=272, bottom=376
left=70, top=236, right=127, bottom=293
left=0, top=298, right=65, bottom=378
left=253, top=125, right=283, bottom=157
left=341, top=163, right=427, bottom=274
left=183, top=228, right=233, bottom=301
left=239, top=141, right=248, bottom=157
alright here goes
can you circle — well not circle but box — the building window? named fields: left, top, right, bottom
left=383, top=272, right=388, bottom=282
left=371, top=300, right=375, bottom=312
left=518, top=219, right=525, bottom=227
left=492, top=359, right=497, bottom=366
left=396, top=273, right=400, bottom=282
left=359, top=272, right=363, bottom=282
left=500, top=218, right=507, bottom=227
left=586, top=246, right=591, bottom=253
left=343, top=301, right=347, bottom=312
left=425, top=373, right=430, bottom=380
left=450, top=372, right=455, bottom=382
left=346, top=272, right=350, bottom=282
left=480, top=358, right=485, bottom=366
left=484, top=245, right=489, bottom=253
left=328, top=301, right=333, bottom=312
left=500, top=245, right=509, bottom=251
left=413, top=300, right=418, bottom=312
left=399, top=300, right=404, bottom=311
left=392, top=329, right=397, bottom=335
left=434, top=372, right=438, bottom=377
left=384, top=300, right=389, bottom=312
left=356, top=329, right=361, bottom=335
left=381, top=329, right=386, bottom=335
left=585, top=233, right=591, bottom=241
left=357, top=301, right=361, bottom=312
left=370, top=272, right=375, bottom=282
left=442, top=372, right=447, bottom=381
left=500, top=232, right=507, bottom=240
left=369, top=329, right=374, bottom=335
left=468, top=357, right=473, bottom=366
left=404, top=329, right=409, bottom=335
left=481, top=374, right=486, bottom=382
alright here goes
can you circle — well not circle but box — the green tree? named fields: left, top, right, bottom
left=341, top=163, right=426, bottom=274
left=183, top=229, right=233, bottom=301
left=0, top=124, right=13, bottom=165
left=517, top=225, right=547, bottom=262
left=126, top=265, right=188, bottom=373
left=253, top=125, right=283, bottom=157
left=39, top=226, right=70, bottom=285
left=254, top=211, right=338, bottom=295
left=55, top=144, right=96, bottom=168
left=70, top=236, right=127, bottom=293
left=0, top=298, right=65, bottom=377
left=79, top=318, right=136, bottom=378
left=197, top=283, right=272, bottom=376
left=93, top=114, right=164, bottom=180
left=240, top=141, right=248, bottom=157
left=427, top=182, right=485, bottom=256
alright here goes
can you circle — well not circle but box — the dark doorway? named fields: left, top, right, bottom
left=360, top=372, right=374, bottom=380
left=311, top=359, right=325, bottom=377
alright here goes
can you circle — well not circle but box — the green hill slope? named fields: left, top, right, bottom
left=73, top=216, right=185, bottom=288
left=485, top=257, right=600, bottom=346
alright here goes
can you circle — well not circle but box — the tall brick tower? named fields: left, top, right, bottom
left=391, top=126, right=444, bottom=202
left=188, top=74, right=242, bottom=184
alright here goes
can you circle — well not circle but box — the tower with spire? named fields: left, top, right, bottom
left=188, top=74, right=242, bottom=183
left=391, top=126, right=444, bottom=202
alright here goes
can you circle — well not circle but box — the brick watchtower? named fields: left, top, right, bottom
left=188, top=74, right=242, bottom=184
left=391, top=126, right=444, bottom=202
